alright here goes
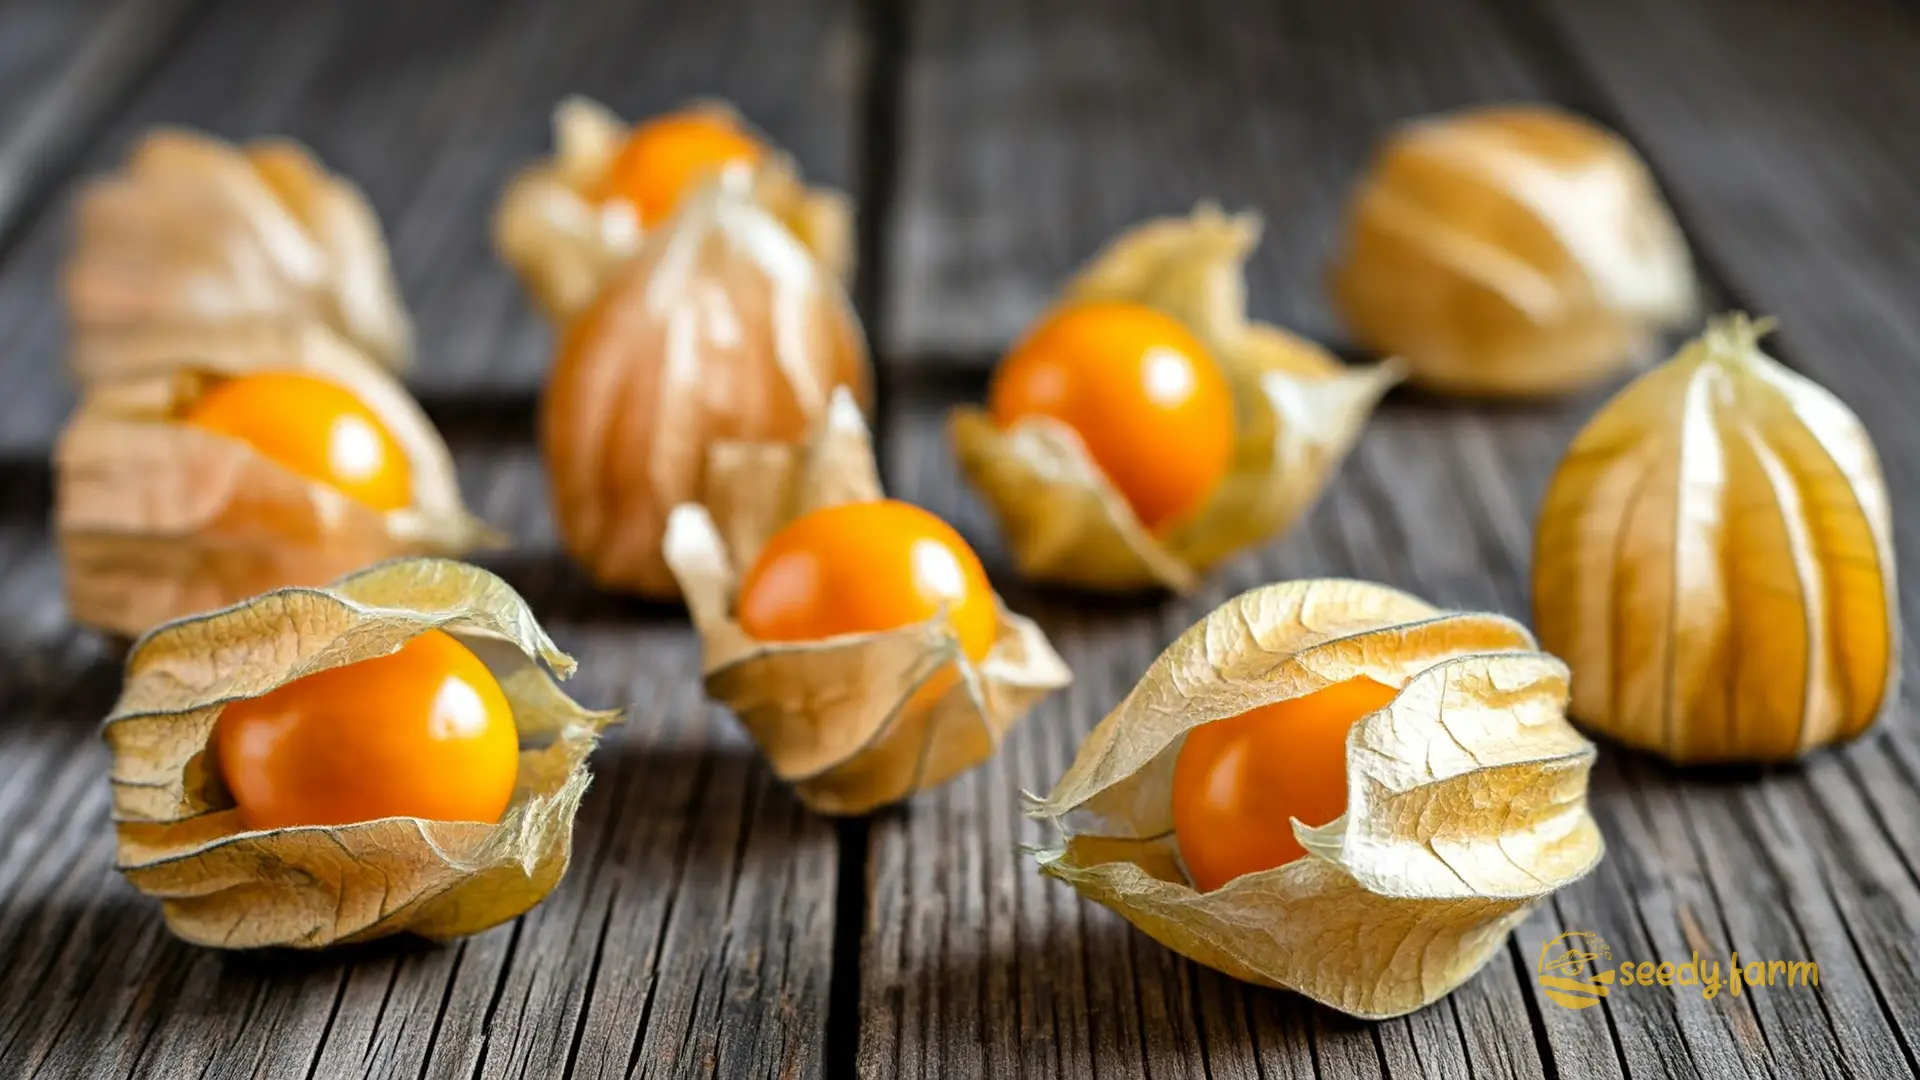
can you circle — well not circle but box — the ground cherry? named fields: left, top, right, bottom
left=989, top=301, right=1235, bottom=532
left=736, top=500, right=997, bottom=706
left=214, top=629, right=519, bottom=830
left=598, top=108, right=764, bottom=225
left=1171, top=676, right=1401, bottom=892
left=184, top=371, right=412, bottom=512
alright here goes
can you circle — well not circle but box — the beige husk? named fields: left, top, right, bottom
left=1534, top=315, right=1898, bottom=763
left=55, top=332, right=498, bottom=637
left=952, top=205, right=1401, bottom=592
left=1331, top=104, right=1697, bottom=397
left=664, top=388, right=1070, bottom=815
left=68, top=129, right=413, bottom=376
left=542, top=173, right=870, bottom=599
left=106, top=559, right=623, bottom=949
left=1029, top=578, right=1602, bottom=1018
left=494, top=96, right=853, bottom=322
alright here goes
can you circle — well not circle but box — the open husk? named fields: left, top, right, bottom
left=543, top=172, right=869, bottom=599
left=664, top=387, right=1070, bottom=815
left=68, top=129, right=412, bottom=376
left=494, top=96, right=853, bottom=323
left=1331, top=104, right=1696, bottom=398
left=56, top=331, right=497, bottom=637
left=1030, top=579, right=1601, bottom=1017
left=106, top=559, right=621, bottom=949
left=952, top=205, right=1401, bottom=592
left=1534, top=315, right=1898, bottom=762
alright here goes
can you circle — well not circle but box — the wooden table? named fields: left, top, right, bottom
left=2, top=0, right=1917, bottom=1076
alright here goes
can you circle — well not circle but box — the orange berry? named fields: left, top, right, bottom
left=1171, top=676, right=1401, bottom=891
left=214, top=630, right=519, bottom=830
left=989, top=301, right=1234, bottom=532
left=184, top=371, right=412, bottom=512
left=736, top=500, right=997, bottom=707
left=599, top=108, right=764, bottom=224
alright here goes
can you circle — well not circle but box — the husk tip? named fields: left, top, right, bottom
left=1702, top=311, right=1779, bottom=358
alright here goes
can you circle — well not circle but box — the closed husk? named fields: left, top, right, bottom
left=1029, top=579, right=1601, bottom=1017
left=68, top=129, right=412, bottom=376
left=1534, top=314, right=1898, bottom=762
left=544, top=172, right=869, bottom=599
left=494, top=96, right=852, bottom=322
left=1332, top=104, right=1696, bottom=397
left=107, top=558, right=622, bottom=949
left=56, top=331, right=497, bottom=637
left=664, top=387, right=1070, bottom=815
left=953, top=205, right=1400, bottom=592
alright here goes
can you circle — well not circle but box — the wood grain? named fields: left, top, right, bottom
left=862, top=0, right=1920, bottom=1078
left=882, top=0, right=1561, bottom=365
left=2, top=0, right=1920, bottom=1076
left=0, top=0, right=865, bottom=1077
left=0, top=0, right=867, bottom=453
left=0, top=0, right=201, bottom=245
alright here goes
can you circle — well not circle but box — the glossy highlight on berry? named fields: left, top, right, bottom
left=989, top=301, right=1235, bottom=532
left=213, top=629, right=519, bottom=830
left=736, top=499, right=997, bottom=664
left=185, top=370, right=413, bottom=512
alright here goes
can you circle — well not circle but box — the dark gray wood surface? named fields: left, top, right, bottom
left=0, top=0, right=1917, bottom=1076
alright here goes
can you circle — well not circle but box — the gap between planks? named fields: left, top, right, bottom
left=824, top=0, right=911, bottom=1077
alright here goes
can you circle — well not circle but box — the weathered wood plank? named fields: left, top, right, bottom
left=882, top=0, right=1560, bottom=365
left=0, top=0, right=203, bottom=243
left=0, top=0, right=866, bottom=452
left=0, top=0, right=866, bottom=1077
left=869, top=1, right=1920, bottom=1078
left=1505, top=0, right=1920, bottom=1074
left=867, top=0, right=1582, bottom=1075
left=0, top=462, right=846, bottom=1080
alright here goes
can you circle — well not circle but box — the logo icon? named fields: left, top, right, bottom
left=1537, top=931, right=1615, bottom=1009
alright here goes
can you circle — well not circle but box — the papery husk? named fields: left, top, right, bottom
left=69, top=129, right=412, bottom=376
left=1534, top=314, right=1898, bottom=763
left=1029, top=578, right=1602, bottom=1018
left=56, top=330, right=499, bottom=637
left=494, top=96, right=853, bottom=323
left=1331, top=104, right=1696, bottom=398
left=664, top=387, right=1070, bottom=815
left=544, top=172, right=870, bottom=599
left=952, top=205, right=1401, bottom=592
left=106, top=558, right=622, bottom=949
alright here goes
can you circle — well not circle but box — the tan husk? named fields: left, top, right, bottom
left=952, top=205, right=1401, bottom=592
left=1331, top=104, right=1696, bottom=397
left=1029, top=578, right=1601, bottom=1018
left=664, top=388, right=1070, bottom=815
left=1534, top=314, right=1898, bottom=763
left=56, top=332, right=498, bottom=637
left=543, top=172, right=870, bottom=599
left=106, top=558, right=623, bottom=949
left=68, top=129, right=413, bottom=375
left=494, top=96, right=853, bottom=322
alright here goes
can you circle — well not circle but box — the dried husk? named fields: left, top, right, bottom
left=1331, top=104, right=1697, bottom=398
left=1029, top=578, right=1602, bottom=1018
left=952, top=205, right=1401, bottom=592
left=56, top=330, right=498, bottom=637
left=1534, top=315, right=1898, bottom=763
left=106, top=559, right=621, bottom=949
left=68, top=129, right=412, bottom=376
left=544, top=173, right=870, bottom=599
left=494, top=96, right=853, bottom=323
left=664, top=387, right=1070, bottom=815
